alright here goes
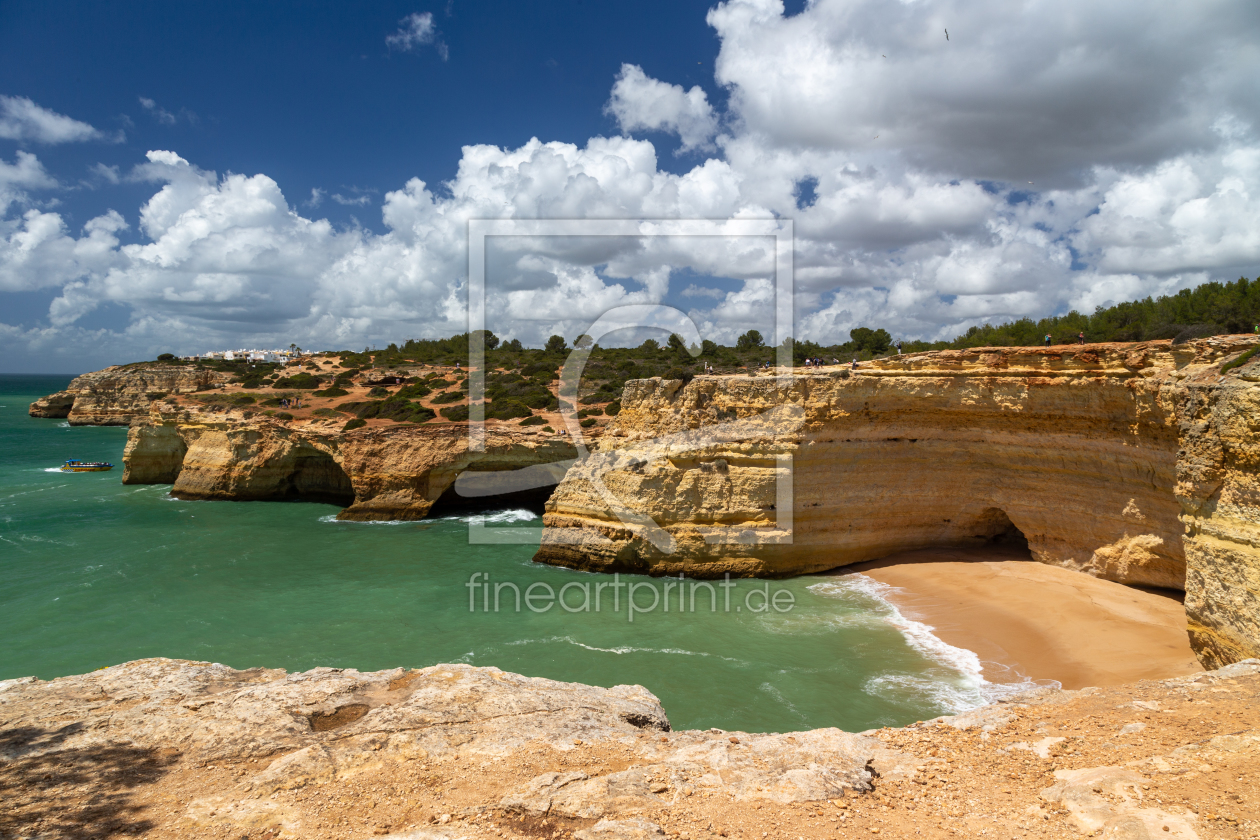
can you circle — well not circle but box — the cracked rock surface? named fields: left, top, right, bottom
left=2, top=658, right=1259, bottom=840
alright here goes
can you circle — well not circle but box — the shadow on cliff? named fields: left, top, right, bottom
left=428, top=478, right=555, bottom=517
left=841, top=507, right=1034, bottom=574
left=843, top=541, right=1035, bottom=575
left=0, top=722, right=177, bottom=838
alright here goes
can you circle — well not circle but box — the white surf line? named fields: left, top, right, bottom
left=809, top=575, right=1054, bottom=713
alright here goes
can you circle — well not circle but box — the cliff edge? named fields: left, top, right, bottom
left=535, top=337, right=1260, bottom=668
left=123, top=401, right=577, bottom=520
left=2, top=657, right=1257, bottom=839
left=29, top=364, right=233, bottom=425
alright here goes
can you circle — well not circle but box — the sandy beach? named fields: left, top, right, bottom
left=839, top=546, right=1203, bottom=690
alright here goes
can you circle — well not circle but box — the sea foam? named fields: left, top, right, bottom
left=318, top=514, right=411, bottom=525
left=440, top=508, right=538, bottom=524
left=809, top=575, right=1056, bottom=714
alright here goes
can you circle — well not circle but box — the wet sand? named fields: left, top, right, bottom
left=840, top=546, right=1203, bottom=690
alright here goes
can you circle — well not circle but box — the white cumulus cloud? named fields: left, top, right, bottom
left=607, top=64, right=719, bottom=153
left=2, top=0, right=1260, bottom=370
left=0, top=95, right=111, bottom=144
left=0, top=151, right=57, bottom=213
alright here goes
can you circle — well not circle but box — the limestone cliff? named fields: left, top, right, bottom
left=534, top=338, right=1260, bottom=666
left=2, top=657, right=1257, bottom=840
left=29, top=364, right=232, bottom=425
left=123, top=403, right=577, bottom=520
left=1173, top=356, right=1260, bottom=668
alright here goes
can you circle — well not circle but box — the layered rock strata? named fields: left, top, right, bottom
left=123, top=403, right=576, bottom=520
left=535, top=338, right=1260, bottom=666
left=1173, top=356, right=1260, bottom=668
left=2, top=657, right=1257, bottom=840
left=28, top=364, right=232, bottom=425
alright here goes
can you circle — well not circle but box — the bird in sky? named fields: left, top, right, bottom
left=945, top=28, right=950, bottom=40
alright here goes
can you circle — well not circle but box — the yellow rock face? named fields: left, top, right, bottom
left=28, top=364, right=232, bottom=424
left=535, top=338, right=1260, bottom=667
left=1175, top=354, right=1260, bottom=668
left=123, top=404, right=576, bottom=520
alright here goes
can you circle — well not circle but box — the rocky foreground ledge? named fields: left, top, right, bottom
left=2, top=659, right=1258, bottom=840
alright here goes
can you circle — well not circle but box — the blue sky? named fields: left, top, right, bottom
left=2, top=1, right=723, bottom=233
left=2, top=0, right=1258, bottom=372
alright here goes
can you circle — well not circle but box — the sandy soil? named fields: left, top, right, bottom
left=842, top=546, right=1204, bottom=691
left=179, top=356, right=607, bottom=436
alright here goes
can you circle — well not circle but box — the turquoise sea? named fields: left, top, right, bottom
left=0, top=374, right=1024, bottom=733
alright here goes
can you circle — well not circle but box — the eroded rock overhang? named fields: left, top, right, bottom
left=534, top=338, right=1260, bottom=668
left=122, top=404, right=578, bottom=521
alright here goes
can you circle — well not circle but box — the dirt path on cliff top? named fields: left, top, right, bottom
left=843, top=547, right=1204, bottom=691
left=2, top=667, right=1257, bottom=840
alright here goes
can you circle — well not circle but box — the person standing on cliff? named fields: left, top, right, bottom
left=1045, top=334, right=1052, bottom=346
left=1078, top=332, right=1085, bottom=344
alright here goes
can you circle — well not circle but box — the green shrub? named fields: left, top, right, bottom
left=1222, top=346, right=1260, bottom=374
left=367, top=386, right=391, bottom=397
left=605, top=401, right=621, bottom=416
left=393, top=382, right=432, bottom=400
left=261, top=398, right=283, bottom=406
left=519, top=414, right=546, bottom=426
left=273, top=372, right=322, bottom=389
left=440, top=404, right=471, bottom=421
left=145, top=391, right=169, bottom=400
left=345, top=397, right=436, bottom=423
left=486, top=377, right=556, bottom=410
left=432, top=391, right=465, bottom=404
left=542, top=426, right=554, bottom=433
left=343, top=418, right=367, bottom=431
left=276, top=412, right=294, bottom=421
left=522, top=362, right=557, bottom=379
left=240, top=377, right=264, bottom=389
left=313, top=407, right=344, bottom=418
left=486, top=399, right=532, bottom=420
left=314, top=387, right=349, bottom=397
left=580, top=418, right=597, bottom=428
left=664, top=367, right=695, bottom=384
left=232, top=395, right=256, bottom=405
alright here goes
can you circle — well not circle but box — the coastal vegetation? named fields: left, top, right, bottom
left=88, top=275, right=1260, bottom=431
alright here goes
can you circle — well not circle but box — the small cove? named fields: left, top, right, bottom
left=2, top=374, right=1037, bottom=732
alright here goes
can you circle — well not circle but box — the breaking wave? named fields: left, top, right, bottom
left=440, top=508, right=539, bottom=524
left=809, top=575, right=1055, bottom=714
left=318, top=514, right=410, bottom=525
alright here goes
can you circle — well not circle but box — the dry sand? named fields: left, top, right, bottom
left=840, top=546, right=1203, bottom=690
